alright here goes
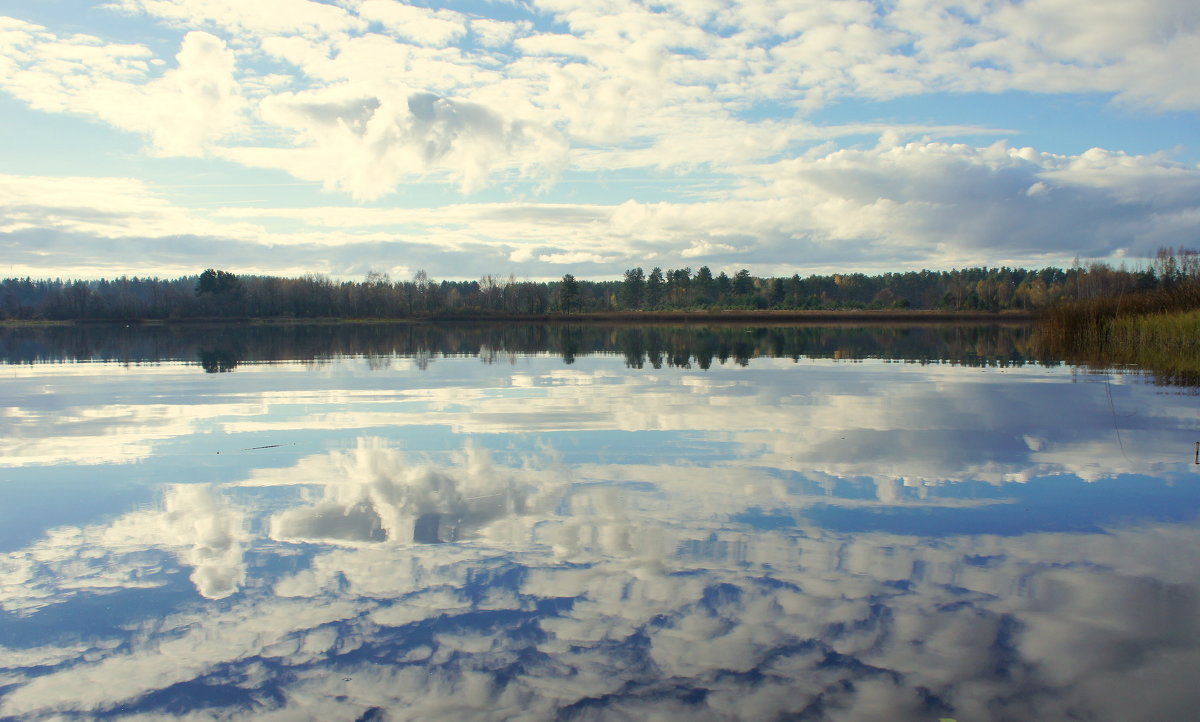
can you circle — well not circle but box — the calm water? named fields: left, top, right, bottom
left=1, top=324, right=1198, bottom=721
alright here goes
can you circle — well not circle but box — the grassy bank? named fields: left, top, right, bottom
left=1111, top=308, right=1200, bottom=355
left=1034, top=285, right=1200, bottom=383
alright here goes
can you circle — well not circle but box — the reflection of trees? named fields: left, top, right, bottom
left=197, top=345, right=243, bottom=373
left=1, top=322, right=1052, bottom=371
left=11, top=319, right=1200, bottom=385
left=1149, top=369, right=1200, bottom=389
left=554, top=325, right=581, bottom=365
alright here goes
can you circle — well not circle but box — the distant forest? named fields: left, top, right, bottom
left=1, top=249, right=1195, bottom=321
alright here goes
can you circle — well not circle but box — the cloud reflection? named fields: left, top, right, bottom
left=250, top=438, right=568, bottom=546
left=2, top=438, right=1199, bottom=720
left=5, top=355, right=1195, bottom=498
left=0, top=483, right=247, bottom=613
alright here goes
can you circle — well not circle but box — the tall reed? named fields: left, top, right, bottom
left=1033, top=283, right=1200, bottom=383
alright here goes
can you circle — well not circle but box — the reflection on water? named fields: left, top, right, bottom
left=1, top=324, right=1198, bottom=721
left=260, top=441, right=562, bottom=548
left=0, top=321, right=1043, bottom=371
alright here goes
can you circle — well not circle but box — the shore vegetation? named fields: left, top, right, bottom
left=0, top=261, right=1163, bottom=322
left=1034, top=247, right=1200, bottom=383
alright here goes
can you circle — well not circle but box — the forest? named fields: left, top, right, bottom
left=0, top=251, right=1192, bottom=321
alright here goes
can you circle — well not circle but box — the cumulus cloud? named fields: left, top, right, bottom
left=225, top=85, right=567, bottom=197
left=735, top=140, right=1200, bottom=265
left=0, top=0, right=1196, bottom=277
left=0, top=24, right=242, bottom=156
left=143, top=31, right=243, bottom=155
left=6, top=132, right=1196, bottom=279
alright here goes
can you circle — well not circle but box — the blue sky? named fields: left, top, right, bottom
left=0, top=0, right=1198, bottom=280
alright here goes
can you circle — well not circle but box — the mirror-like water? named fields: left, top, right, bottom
left=1, top=324, right=1197, bottom=721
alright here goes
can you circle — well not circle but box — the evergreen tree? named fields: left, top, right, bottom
left=786, top=274, right=803, bottom=307
left=646, top=267, right=665, bottom=308
left=693, top=266, right=715, bottom=305
left=733, top=269, right=754, bottom=296
left=715, top=271, right=731, bottom=301
left=768, top=277, right=786, bottom=307
left=196, top=269, right=239, bottom=295
left=558, top=274, right=580, bottom=314
left=666, top=267, right=690, bottom=306
left=621, top=267, right=645, bottom=309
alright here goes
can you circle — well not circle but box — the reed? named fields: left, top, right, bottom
left=1110, top=309, right=1200, bottom=355
left=1033, top=283, right=1200, bottom=384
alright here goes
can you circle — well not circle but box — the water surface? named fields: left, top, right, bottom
left=1, top=323, right=1197, bottom=721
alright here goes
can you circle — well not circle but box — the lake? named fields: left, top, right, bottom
left=1, top=323, right=1198, bottom=721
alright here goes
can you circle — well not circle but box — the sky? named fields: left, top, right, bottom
left=0, top=0, right=1198, bottom=281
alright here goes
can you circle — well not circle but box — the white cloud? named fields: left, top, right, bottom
left=227, top=84, right=568, bottom=197
left=106, top=0, right=366, bottom=38
left=537, top=251, right=612, bottom=264
left=681, top=240, right=739, bottom=258
left=0, top=0, right=1196, bottom=277
left=357, top=0, right=468, bottom=47
left=0, top=24, right=243, bottom=156
left=470, top=18, right=529, bottom=48
left=136, top=31, right=244, bottom=155
left=3, top=131, right=1199, bottom=279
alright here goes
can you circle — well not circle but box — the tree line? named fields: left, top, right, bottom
left=0, top=248, right=1194, bottom=321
